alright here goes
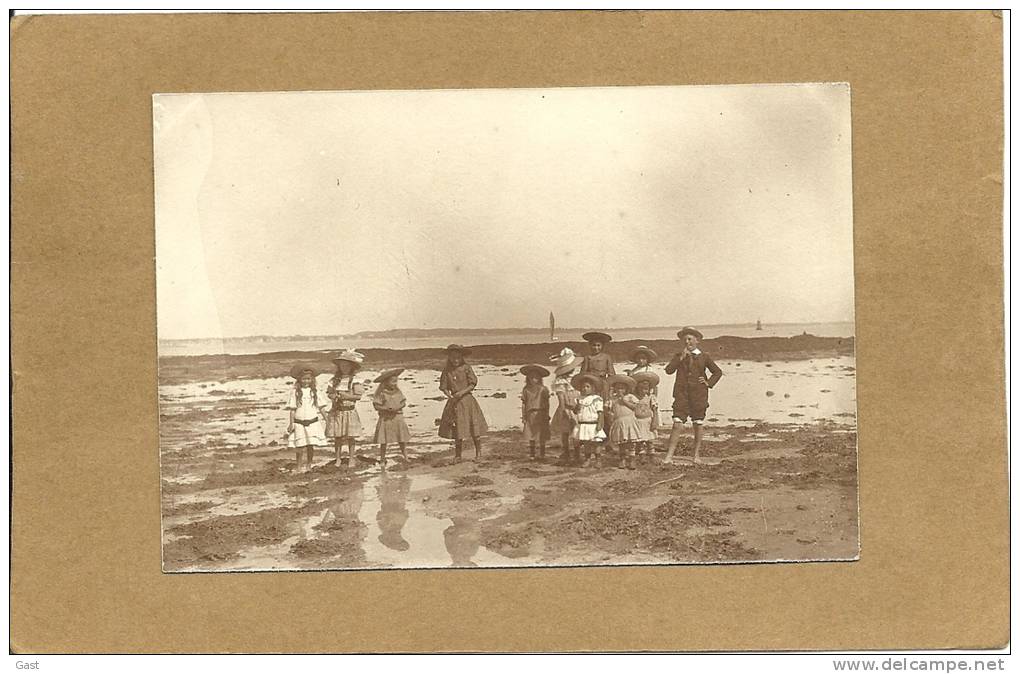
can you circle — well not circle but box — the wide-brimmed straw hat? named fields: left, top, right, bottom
left=677, top=326, right=704, bottom=341
left=446, top=344, right=471, bottom=355
left=289, top=363, right=322, bottom=380
left=332, top=349, right=366, bottom=368
left=374, top=368, right=405, bottom=383
left=582, top=331, right=613, bottom=344
left=571, top=373, right=602, bottom=392
left=631, top=371, right=660, bottom=387
left=630, top=345, right=658, bottom=362
left=520, top=364, right=550, bottom=378
left=548, top=347, right=578, bottom=367
left=607, top=373, right=637, bottom=392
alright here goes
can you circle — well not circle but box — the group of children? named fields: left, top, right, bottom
left=285, top=344, right=489, bottom=472
left=518, top=339, right=660, bottom=469
left=518, top=327, right=724, bottom=467
left=286, top=349, right=412, bottom=472
left=284, top=327, right=723, bottom=472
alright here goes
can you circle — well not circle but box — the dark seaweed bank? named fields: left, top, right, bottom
left=159, top=334, right=854, bottom=385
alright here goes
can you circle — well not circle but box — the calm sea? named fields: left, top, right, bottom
left=158, top=321, right=855, bottom=358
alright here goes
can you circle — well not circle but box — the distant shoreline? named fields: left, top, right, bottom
left=158, top=321, right=854, bottom=344
left=158, top=333, right=855, bottom=386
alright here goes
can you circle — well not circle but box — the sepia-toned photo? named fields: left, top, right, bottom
left=155, top=83, right=857, bottom=572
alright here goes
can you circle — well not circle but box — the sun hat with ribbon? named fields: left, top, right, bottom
left=332, top=349, right=366, bottom=369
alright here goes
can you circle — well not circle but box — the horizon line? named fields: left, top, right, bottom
left=158, top=319, right=856, bottom=343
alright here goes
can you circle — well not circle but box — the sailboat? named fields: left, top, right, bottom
left=550, top=312, right=557, bottom=341
left=756, top=319, right=763, bottom=331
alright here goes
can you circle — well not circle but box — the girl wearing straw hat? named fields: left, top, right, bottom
left=627, top=345, right=660, bottom=440
left=519, top=364, right=551, bottom=462
left=631, top=371, right=660, bottom=464
left=549, top=348, right=582, bottom=465
left=580, top=332, right=617, bottom=457
left=607, top=374, right=642, bottom=470
left=326, top=350, right=366, bottom=469
left=372, top=368, right=411, bottom=468
left=626, top=345, right=658, bottom=378
left=438, top=345, right=489, bottom=462
left=285, top=364, right=329, bottom=472
left=579, top=331, right=616, bottom=394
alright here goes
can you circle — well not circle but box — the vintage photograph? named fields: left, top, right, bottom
left=155, top=83, right=857, bottom=572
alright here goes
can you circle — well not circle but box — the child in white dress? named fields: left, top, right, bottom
left=571, top=373, right=605, bottom=468
left=286, top=364, right=329, bottom=472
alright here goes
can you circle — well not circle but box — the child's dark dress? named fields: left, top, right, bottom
left=521, top=383, right=551, bottom=443
left=581, top=352, right=616, bottom=397
left=438, top=364, right=489, bottom=440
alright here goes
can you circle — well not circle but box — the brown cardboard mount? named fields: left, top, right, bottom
left=10, top=10, right=1006, bottom=653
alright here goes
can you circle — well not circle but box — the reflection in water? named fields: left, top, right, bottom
left=444, top=517, right=481, bottom=567
left=332, top=482, right=365, bottom=522
left=375, top=475, right=411, bottom=551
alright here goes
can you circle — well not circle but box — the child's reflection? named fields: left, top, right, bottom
left=444, top=517, right=480, bottom=567
left=375, top=474, right=411, bottom=552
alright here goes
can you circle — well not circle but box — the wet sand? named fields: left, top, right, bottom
left=159, top=336, right=858, bottom=571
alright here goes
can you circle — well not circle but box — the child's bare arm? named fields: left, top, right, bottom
left=596, top=411, right=605, bottom=434
left=287, top=410, right=295, bottom=433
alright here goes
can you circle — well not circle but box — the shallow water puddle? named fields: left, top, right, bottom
left=247, top=471, right=537, bottom=569
left=348, top=473, right=527, bottom=568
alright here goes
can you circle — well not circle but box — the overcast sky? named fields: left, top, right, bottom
left=154, top=84, right=853, bottom=340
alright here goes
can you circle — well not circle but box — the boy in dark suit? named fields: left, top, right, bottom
left=663, top=326, right=723, bottom=464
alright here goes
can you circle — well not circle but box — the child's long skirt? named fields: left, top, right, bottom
left=438, top=394, right=489, bottom=440
left=289, top=418, right=327, bottom=448
left=326, top=408, right=362, bottom=439
left=522, top=410, right=550, bottom=443
left=375, top=413, right=411, bottom=444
